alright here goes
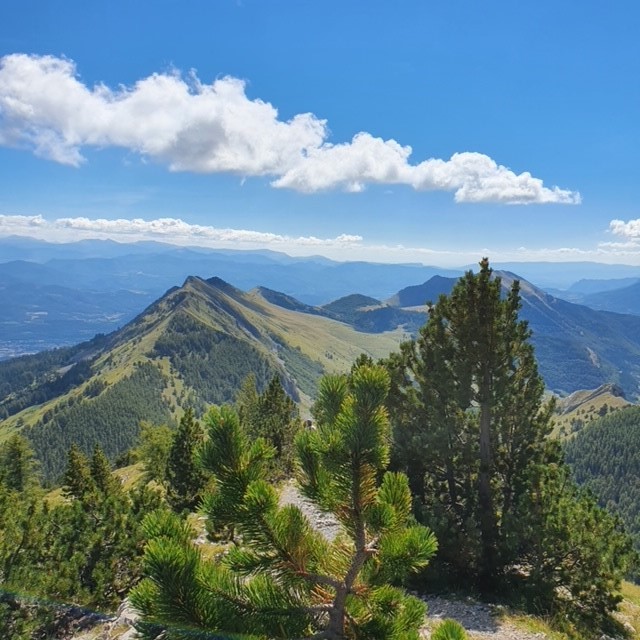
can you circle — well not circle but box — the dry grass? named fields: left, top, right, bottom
left=552, top=390, right=630, bottom=439
left=502, top=612, right=571, bottom=639
left=497, top=582, right=640, bottom=640
left=244, top=290, right=406, bottom=372
left=617, top=581, right=640, bottom=638
left=113, top=462, right=146, bottom=491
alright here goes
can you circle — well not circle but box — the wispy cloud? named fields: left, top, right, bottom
left=0, top=54, right=580, bottom=205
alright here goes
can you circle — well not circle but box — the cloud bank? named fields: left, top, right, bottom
left=0, top=54, right=580, bottom=205
left=0, top=214, right=363, bottom=251
left=2, top=213, right=638, bottom=266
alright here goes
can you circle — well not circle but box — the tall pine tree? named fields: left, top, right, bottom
left=387, top=259, right=634, bottom=621
left=91, top=444, right=120, bottom=495
left=0, top=435, right=37, bottom=493
left=62, top=443, right=95, bottom=501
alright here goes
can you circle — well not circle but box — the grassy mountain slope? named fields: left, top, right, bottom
left=254, top=288, right=427, bottom=335
left=255, top=286, right=327, bottom=315
left=0, top=276, right=404, bottom=481
left=553, top=383, right=631, bottom=437
left=4, top=266, right=640, bottom=482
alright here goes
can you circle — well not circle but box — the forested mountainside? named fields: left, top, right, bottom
left=5, top=267, right=640, bottom=485
left=4, top=236, right=640, bottom=398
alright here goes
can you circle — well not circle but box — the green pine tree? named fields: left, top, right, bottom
left=389, top=258, right=551, bottom=588
left=136, top=421, right=174, bottom=484
left=165, top=408, right=205, bottom=512
left=62, top=443, right=95, bottom=501
left=431, top=619, right=467, bottom=640
left=0, top=434, right=38, bottom=493
left=236, top=373, right=301, bottom=476
left=131, top=363, right=437, bottom=639
left=90, top=443, right=120, bottom=495
left=235, top=372, right=260, bottom=428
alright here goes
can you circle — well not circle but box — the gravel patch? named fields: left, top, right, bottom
left=420, top=596, right=548, bottom=640
left=278, top=479, right=343, bottom=541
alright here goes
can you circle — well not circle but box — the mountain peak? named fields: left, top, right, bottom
left=205, top=276, right=244, bottom=296
left=183, top=275, right=206, bottom=287
left=387, top=275, right=457, bottom=308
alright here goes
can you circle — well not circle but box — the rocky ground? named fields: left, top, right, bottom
left=419, top=596, right=548, bottom=639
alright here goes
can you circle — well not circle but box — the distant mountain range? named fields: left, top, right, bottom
left=495, top=273, right=640, bottom=396
left=2, top=235, right=640, bottom=398
left=3, top=236, right=640, bottom=360
left=572, top=280, right=640, bottom=315
left=0, top=236, right=462, bottom=305
left=391, top=273, right=640, bottom=397
left=0, top=236, right=463, bottom=356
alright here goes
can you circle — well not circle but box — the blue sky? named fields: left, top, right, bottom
left=0, top=0, right=639, bottom=266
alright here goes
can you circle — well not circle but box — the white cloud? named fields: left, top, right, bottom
left=274, top=138, right=579, bottom=204
left=609, top=218, right=640, bottom=240
left=0, top=53, right=580, bottom=205
left=596, top=218, right=640, bottom=257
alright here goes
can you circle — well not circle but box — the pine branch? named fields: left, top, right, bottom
left=297, top=571, right=342, bottom=592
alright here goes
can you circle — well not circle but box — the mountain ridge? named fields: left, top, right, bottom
left=0, top=275, right=405, bottom=479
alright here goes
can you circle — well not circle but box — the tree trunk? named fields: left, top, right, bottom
left=478, top=370, right=496, bottom=592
